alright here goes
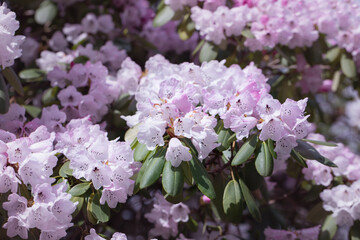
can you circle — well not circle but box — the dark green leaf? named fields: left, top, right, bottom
left=350, top=221, right=360, bottom=240
left=140, top=148, right=166, bottom=189
left=241, top=162, right=264, bottom=191
left=186, top=216, right=198, bottom=232
left=91, top=191, right=110, bottom=223
left=189, top=155, right=216, bottom=200
left=19, top=68, right=45, bottom=82
left=223, top=180, right=243, bottom=222
left=199, top=41, right=218, bottom=63
left=35, top=0, right=57, bottom=25
left=134, top=143, right=151, bottom=162
left=69, top=183, right=91, bottom=197
left=232, top=135, right=258, bottom=166
left=307, top=202, right=328, bottom=224
left=164, top=190, right=183, bottom=204
left=181, top=161, right=193, bottom=185
left=291, top=150, right=308, bottom=168
left=319, top=215, right=337, bottom=240
left=153, top=5, right=175, bottom=27
left=0, top=74, right=9, bottom=114
left=294, top=140, right=337, bottom=167
left=340, top=54, right=356, bottom=78
left=305, top=40, right=323, bottom=65
left=301, top=139, right=337, bottom=147
left=2, top=67, right=23, bottom=96
left=59, top=161, right=73, bottom=177
left=24, top=105, right=42, bottom=118
left=239, top=178, right=261, bottom=222
left=71, top=196, right=84, bottom=217
left=162, top=161, right=184, bottom=197
left=255, top=141, right=273, bottom=177
left=73, top=55, right=89, bottom=64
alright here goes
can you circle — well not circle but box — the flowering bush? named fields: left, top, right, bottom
left=0, top=0, right=360, bottom=239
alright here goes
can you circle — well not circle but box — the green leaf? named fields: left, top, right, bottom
left=232, top=135, right=258, bottom=166
left=2, top=67, right=23, bottom=96
left=304, top=40, right=323, bottom=65
left=73, top=55, right=89, bottom=64
left=241, top=29, right=254, bottom=38
left=113, top=93, right=131, bottom=110
left=24, top=105, right=42, bottom=118
left=140, top=148, right=166, bottom=189
left=42, top=87, right=59, bottom=106
left=325, top=47, right=341, bottom=63
left=340, top=53, right=356, bottom=78
left=294, top=140, right=337, bottom=167
left=239, top=178, right=261, bottom=222
left=290, top=150, right=308, bottom=168
left=86, top=193, right=97, bottom=225
left=134, top=143, right=151, bottom=162
left=199, top=41, right=218, bottom=63
left=69, top=183, right=91, bottom=197
left=319, top=215, right=337, bottom=240
left=255, top=142, right=273, bottom=177
left=217, top=128, right=233, bottom=151
left=186, top=216, right=199, bottom=232
left=301, top=139, right=337, bottom=147
left=153, top=5, right=175, bottom=27
left=124, top=125, right=139, bottom=144
left=350, top=221, right=360, bottom=240
left=223, top=180, right=243, bottom=222
left=331, top=71, right=341, bottom=92
left=91, top=191, right=111, bottom=223
left=181, top=161, right=193, bottom=185
left=241, top=162, right=264, bottom=191
left=189, top=155, right=216, bottom=200
left=19, top=68, right=45, bottom=82
left=71, top=196, right=84, bottom=217
left=267, top=139, right=277, bottom=159
left=178, top=14, right=195, bottom=41
left=192, top=40, right=205, bottom=57
left=0, top=74, right=9, bottom=114
left=35, top=0, right=57, bottom=25
left=162, top=161, right=184, bottom=197
left=59, top=161, right=73, bottom=177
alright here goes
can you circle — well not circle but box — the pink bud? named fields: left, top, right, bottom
left=318, top=79, right=333, bottom=93
left=201, top=195, right=211, bottom=204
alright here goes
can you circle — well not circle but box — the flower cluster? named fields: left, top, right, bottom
left=0, top=124, right=57, bottom=193
left=3, top=182, right=76, bottom=240
left=145, top=192, right=190, bottom=239
left=63, top=13, right=115, bottom=44
left=264, top=225, right=321, bottom=240
left=321, top=180, right=360, bottom=227
left=187, top=0, right=360, bottom=57
left=56, top=117, right=138, bottom=208
left=85, top=228, right=127, bottom=240
left=302, top=133, right=360, bottom=186
left=123, top=55, right=310, bottom=167
left=0, top=105, right=79, bottom=239
left=0, top=3, right=25, bottom=68
left=47, top=60, right=124, bottom=122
